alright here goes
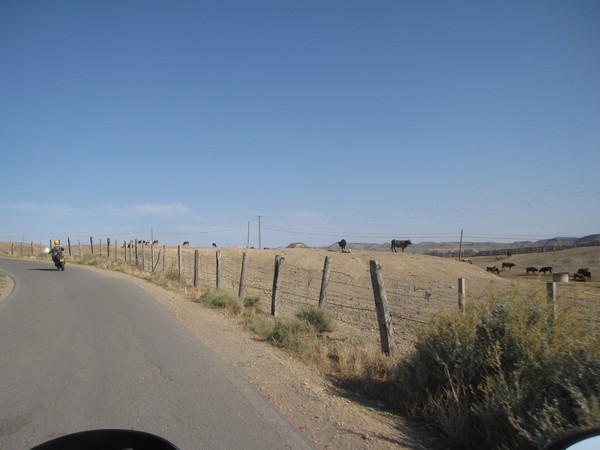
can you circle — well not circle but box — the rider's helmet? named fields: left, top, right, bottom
left=54, top=239, right=60, bottom=245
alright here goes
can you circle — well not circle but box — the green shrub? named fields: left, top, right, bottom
left=244, top=307, right=334, bottom=357
left=245, top=314, right=312, bottom=351
left=267, top=317, right=315, bottom=351
left=245, top=315, right=276, bottom=337
left=392, top=289, right=600, bottom=450
left=243, top=296, right=260, bottom=310
left=296, top=306, right=334, bottom=333
left=198, top=289, right=244, bottom=314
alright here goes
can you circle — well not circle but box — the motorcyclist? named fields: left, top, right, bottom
left=49, top=239, right=64, bottom=264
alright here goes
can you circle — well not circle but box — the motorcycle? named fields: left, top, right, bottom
left=45, top=247, right=66, bottom=271
left=52, top=249, right=66, bottom=271
left=25, top=426, right=600, bottom=450
left=30, top=429, right=179, bottom=449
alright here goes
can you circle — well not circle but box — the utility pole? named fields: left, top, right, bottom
left=246, top=221, right=250, bottom=248
left=257, top=215, right=263, bottom=249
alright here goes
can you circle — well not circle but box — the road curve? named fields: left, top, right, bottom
left=0, top=258, right=314, bottom=450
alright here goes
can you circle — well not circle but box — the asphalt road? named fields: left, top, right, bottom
left=0, top=258, right=314, bottom=449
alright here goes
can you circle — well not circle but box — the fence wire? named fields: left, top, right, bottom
left=2, top=240, right=598, bottom=353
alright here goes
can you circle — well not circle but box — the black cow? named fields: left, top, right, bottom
left=502, top=262, right=515, bottom=271
left=486, top=266, right=500, bottom=275
left=391, top=239, right=412, bottom=253
left=577, top=268, right=591, bottom=280
left=338, top=239, right=347, bottom=252
left=539, top=266, right=553, bottom=274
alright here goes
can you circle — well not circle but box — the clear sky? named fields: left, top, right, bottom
left=1, top=0, right=599, bottom=248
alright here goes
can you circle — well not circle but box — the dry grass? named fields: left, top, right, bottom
left=383, top=289, right=600, bottom=449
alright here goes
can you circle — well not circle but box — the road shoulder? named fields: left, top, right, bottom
left=0, top=271, right=15, bottom=304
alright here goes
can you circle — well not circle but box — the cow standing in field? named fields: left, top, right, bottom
left=338, top=239, right=347, bottom=252
left=539, top=266, right=553, bottom=274
left=487, top=266, right=500, bottom=275
left=526, top=267, right=538, bottom=275
left=183, top=241, right=190, bottom=246
left=391, top=239, right=412, bottom=253
left=502, top=262, right=515, bottom=271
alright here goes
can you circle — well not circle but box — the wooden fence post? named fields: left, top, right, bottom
left=11, top=243, right=14, bottom=256
left=151, top=241, right=155, bottom=273
left=30, top=242, right=34, bottom=256
left=107, top=238, right=110, bottom=258
left=90, top=236, right=94, bottom=254
left=153, top=248, right=162, bottom=272
left=547, top=282, right=557, bottom=320
left=318, top=256, right=331, bottom=307
left=141, top=241, right=145, bottom=271
left=78, top=240, right=82, bottom=257
left=369, top=260, right=395, bottom=355
left=271, top=255, right=284, bottom=316
left=135, top=240, right=139, bottom=267
left=67, top=238, right=72, bottom=256
left=458, top=278, right=466, bottom=315
left=215, top=251, right=221, bottom=289
left=239, top=252, right=248, bottom=298
left=193, top=250, right=199, bottom=287
left=177, top=245, right=182, bottom=280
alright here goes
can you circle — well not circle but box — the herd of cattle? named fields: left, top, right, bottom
left=121, top=240, right=219, bottom=249
left=121, top=240, right=159, bottom=248
left=337, top=239, right=413, bottom=253
left=337, top=239, right=593, bottom=282
left=485, top=263, right=592, bottom=281
left=117, top=238, right=592, bottom=283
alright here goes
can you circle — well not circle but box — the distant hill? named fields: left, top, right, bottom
left=321, top=234, right=600, bottom=254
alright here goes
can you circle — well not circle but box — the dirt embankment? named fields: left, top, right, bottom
left=0, top=271, right=14, bottom=304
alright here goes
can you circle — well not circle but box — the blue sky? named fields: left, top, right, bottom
left=1, top=0, right=599, bottom=248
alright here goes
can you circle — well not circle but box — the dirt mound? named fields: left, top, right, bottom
left=286, top=242, right=310, bottom=248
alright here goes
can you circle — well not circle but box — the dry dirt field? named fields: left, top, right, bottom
left=1, top=245, right=598, bottom=448
left=467, top=246, right=600, bottom=331
left=169, top=245, right=600, bottom=353
left=137, top=245, right=600, bottom=448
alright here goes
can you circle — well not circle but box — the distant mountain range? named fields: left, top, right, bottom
left=319, top=234, right=600, bottom=254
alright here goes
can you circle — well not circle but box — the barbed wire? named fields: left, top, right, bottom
left=3, top=240, right=598, bottom=350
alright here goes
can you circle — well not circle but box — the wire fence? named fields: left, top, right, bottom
left=1, top=239, right=598, bottom=354
left=428, top=241, right=600, bottom=258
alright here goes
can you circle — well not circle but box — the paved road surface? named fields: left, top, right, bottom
left=0, top=258, right=314, bottom=449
